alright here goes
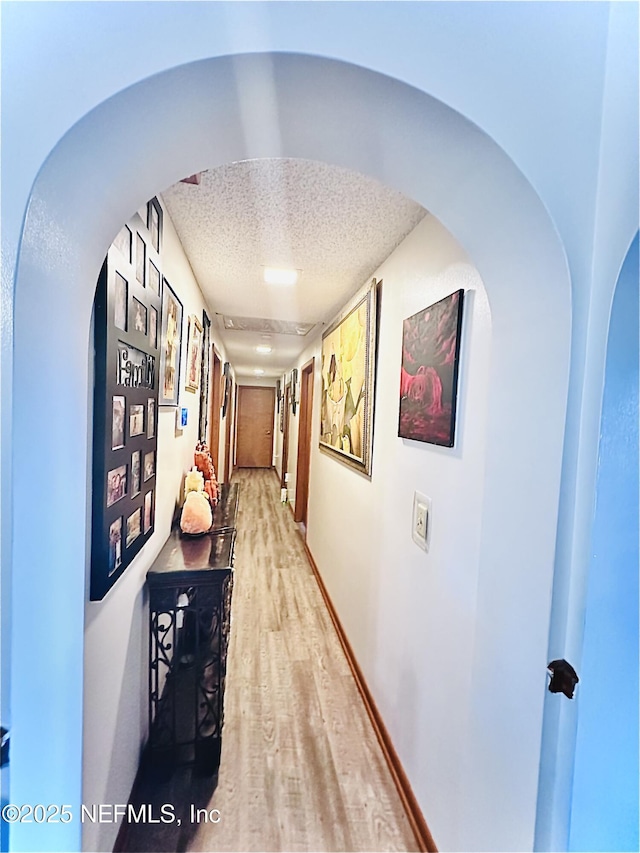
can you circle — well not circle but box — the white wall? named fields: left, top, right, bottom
left=82, top=199, right=228, bottom=853
left=279, top=215, right=490, bottom=850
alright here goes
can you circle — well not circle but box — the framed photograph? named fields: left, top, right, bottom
left=147, top=198, right=162, bottom=254
left=131, top=450, right=141, bottom=496
left=114, top=272, right=128, bottom=331
left=136, top=233, right=146, bottom=287
left=186, top=314, right=203, bottom=392
left=149, top=306, right=158, bottom=348
left=148, top=261, right=161, bottom=297
left=129, top=404, right=144, bottom=437
left=399, top=290, right=464, bottom=447
left=291, top=368, right=299, bottom=414
left=198, top=311, right=211, bottom=442
left=147, top=398, right=155, bottom=439
left=108, top=517, right=123, bottom=577
left=126, top=508, right=142, bottom=548
left=159, top=277, right=183, bottom=406
left=106, top=465, right=127, bottom=507
left=111, top=395, right=125, bottom=450
left=132, top=298, right=147, bottom=334
left=144, top=490, right=154, bottom=533
left=143, top=450, right=155, bottom=482
left=221, top=362, right=231, bottom=418
left=113, top=226, right=132, bottom=263
left=319, top=278, right=379, bottom=477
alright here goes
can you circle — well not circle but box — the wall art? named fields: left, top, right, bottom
left=198, top=311, right=211, bottom=441
left=91, top=208, right=162, bottom=600
left=159, top=277, right=183, bottom=406
left=186, top=313, right=203, bottom=393
left=319, top=278, right=379, bottom=476
left=398, top=289, right=464, bottom=447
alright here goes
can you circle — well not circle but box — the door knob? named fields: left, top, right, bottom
left=265, top=430, right=272, bottom=435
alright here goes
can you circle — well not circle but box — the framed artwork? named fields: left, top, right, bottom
left=148, top=261, right=161, bottom=297
left=147, top=197, right=163, bottom=254
left=291, top=368, right=299, bottom=415
left=144, top=490, right=154, bottom=533
left=186, top=314, right=203, bottom=392
left=159, top=277, right=183, bottom=406
left=129, top=404, right=144, bottom=437
left=149, top=306, right=158, bottom=348
left=136, top=233, right=146, bottom=287
left=108, top=518, right=123, bottom=577
left=221, top=362, right=231, bottom=418
left=111, top=396, right=125, bottom=450
left=91, top=214, right=160, bottom=600
left=132, top=298, right=147, bottom=334
left=126, top=508, right=142, bottom=547
left=114, top=272, right=128, bottom=331
left=398, top=290, right=464, bottom=447
left=131, top=450, right=141, bottom=496
left=106, top=465, right=127, bottom=507
left=319, top=278, right=379, bottom=477
left=113, top=226, right=132, bottom=263
left=198, top=311, right=211, bottom=442
left=143, top=450, right=155, bottom=482
left=147, top=398, right=155, bottom=439
left=276, top=379, right=282, bottom=413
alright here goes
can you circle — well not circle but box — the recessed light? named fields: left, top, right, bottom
left=263, top=267, right=299, bottom=286
left=254, top=369, right=265, bottom=376
left=256, top=345, right=272, bottom=354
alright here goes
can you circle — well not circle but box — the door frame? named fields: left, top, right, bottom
left=281, top=383, right=291, bottom=489
left=223, top=376, right=234, bottom=482
left=209, top=349, right=222, bottom=475
left=294, top=359, right=315, bottom=525
left=236, top=385, right=276, bottom=468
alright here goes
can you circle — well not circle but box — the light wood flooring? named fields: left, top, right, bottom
left=186, top=469, right=418, bottom=852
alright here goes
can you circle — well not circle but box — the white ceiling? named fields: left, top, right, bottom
left=161, top=158, right=426, bottom=379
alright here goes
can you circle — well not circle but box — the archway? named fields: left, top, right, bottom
left=11, top=53, right=570, bottom=850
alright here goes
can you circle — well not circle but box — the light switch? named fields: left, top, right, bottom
left=412, top=491, right=431, bottom=552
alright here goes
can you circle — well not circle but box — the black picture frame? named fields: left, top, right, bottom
left=91, top=223, right=161, bottom=600
left=291, top=368, right=299, bottom=415
left=199, top=311, right=211, bottom=442
left=221, top=362, right=231, bottom=418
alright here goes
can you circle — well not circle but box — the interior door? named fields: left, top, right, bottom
left=236, top=386, right=275, bottom=468
left=294, top=359, right=314, bottom=525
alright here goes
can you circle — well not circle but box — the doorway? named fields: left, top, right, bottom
left=236, top=386, right=275, bottom=468
left=294, top=359, right=314, bottom=527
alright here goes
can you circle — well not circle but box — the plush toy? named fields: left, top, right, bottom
left=180, top=491, right=212, bottom=535
left=180, top=466, right=212, bottom=534
left=193, top=442, right=219, bottom=505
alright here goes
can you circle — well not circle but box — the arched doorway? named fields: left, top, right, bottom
left=11, top=53, right=570, bottom=850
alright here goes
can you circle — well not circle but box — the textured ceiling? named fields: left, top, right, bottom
left=161, top=159, right=426, bottom=378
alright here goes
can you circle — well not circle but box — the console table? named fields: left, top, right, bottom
left=146, top=483, right=239, bottom=774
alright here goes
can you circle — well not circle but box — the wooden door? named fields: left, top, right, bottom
left=281, top=384, right=291, bottom=487
left=223, top=378, right=234, bottom=482
left=294, top=359, right=314, bottom=525
left=209, top=352, right=222, bottom=474
left=236, top=386, right=275, bottom=468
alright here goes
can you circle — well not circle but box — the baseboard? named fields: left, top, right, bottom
left=302, top=541, right=438, bottom=853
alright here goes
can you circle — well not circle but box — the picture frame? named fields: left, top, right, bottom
left=291, top=368, right=299, bottom=415
left=143, top=450, right=155, bottom=482
left=91, top=219, right=160, bottom=600
left=136, top=233, right=146, bottom=287
left=185, top=314, right=203, bottom=393
left=198, top=311, right=211, bottom=442
left=398, top=289, right=464, bottom=447
left=221, top=362, right=231, bottom=418
left=147, top=197, right=163, bottom=254
left=319, top=278, right=379, bottom=477
left=159, top=277, right=183, bottom=406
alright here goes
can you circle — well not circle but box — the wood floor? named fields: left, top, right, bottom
left=185, top=468, right=418, bottom=852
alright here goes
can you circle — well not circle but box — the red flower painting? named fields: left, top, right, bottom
left=398, top=290, right=464, bottom=446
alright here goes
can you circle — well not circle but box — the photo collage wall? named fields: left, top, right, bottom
left=91, top=199, right=164, bottom=600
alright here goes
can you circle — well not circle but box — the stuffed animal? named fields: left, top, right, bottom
left=180, top=466, right=212, bottom=534
left=193, top=442, right=219, bottom=505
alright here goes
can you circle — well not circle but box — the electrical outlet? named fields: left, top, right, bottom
left=412, top=491, right=431, bottom=552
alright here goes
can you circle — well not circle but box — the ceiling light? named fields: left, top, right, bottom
left=254, top=369, right=265, bottom=376
left=256, top=345, right=272, bottom=354
left=263, top=267, right=299, bottom=286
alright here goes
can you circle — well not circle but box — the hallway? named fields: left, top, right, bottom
left=189, top=468, right=417, bottom=851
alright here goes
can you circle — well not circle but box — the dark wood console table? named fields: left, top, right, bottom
left=146, top=483, right=239, bottom=775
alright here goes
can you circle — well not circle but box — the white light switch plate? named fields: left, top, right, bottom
left=412, top=491, right=431, bottom=552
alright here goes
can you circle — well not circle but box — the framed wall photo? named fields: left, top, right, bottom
left=91, top=211, right=161, bottom=600
left=186, top=314, right=203, bottom=392
left=319, top=278, right=379, bottom=477
left=136, top=233, right=146, bottom=287
left=159, top=277, right=183, bottom=406
left=147, top=197, right=163, bottom=254
left=221, top=362, right=231, bottom=418
left=398, top=289, right=464, bottom=447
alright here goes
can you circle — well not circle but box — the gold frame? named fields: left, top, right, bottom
left=319, top=278, right=379, bottom=477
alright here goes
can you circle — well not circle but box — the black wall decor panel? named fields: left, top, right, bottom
left=91, top=204, right=163, bottom=600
